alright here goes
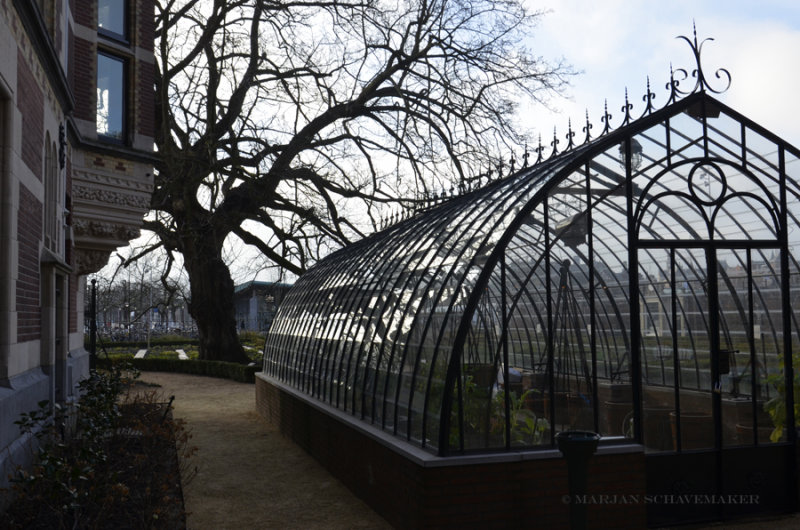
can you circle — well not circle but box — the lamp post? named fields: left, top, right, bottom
left=90, top=278, right=97, bottom=369
left=146, top=267, right=153, bottom=352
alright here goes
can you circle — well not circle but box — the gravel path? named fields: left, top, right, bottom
left=135, top=372, right=800, bottom=530
left=136, top=372, right=391, bottom=530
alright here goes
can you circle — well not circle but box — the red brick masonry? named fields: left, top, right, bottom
left=16, top=183, right=42, bottom=342
left=256, top=374, right=647, bottom=529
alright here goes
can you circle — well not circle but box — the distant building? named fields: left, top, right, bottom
left=1, top=0, right=156, bottom=494
left=234, top=281, right=292, bottom=332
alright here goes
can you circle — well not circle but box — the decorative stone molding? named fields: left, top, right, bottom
left=72, top=185, right=150, bottom=210
left=72, top=219, right=140, bottom=241
left=74, top=248, right=115, bottom=275
left=70, top=149, right=154, bottom=275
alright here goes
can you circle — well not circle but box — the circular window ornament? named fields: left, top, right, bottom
left=688, top=162, right=727, bottom=206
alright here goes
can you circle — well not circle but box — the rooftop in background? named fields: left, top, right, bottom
left=234, top=281, right=295, bottom=294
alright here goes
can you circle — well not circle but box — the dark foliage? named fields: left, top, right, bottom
left=1, top=366, right=196, bottom=529
left=96, top=357, right=260, bottom=383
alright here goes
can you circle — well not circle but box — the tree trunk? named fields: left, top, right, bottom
left=184, top=239, right=250, bottom=364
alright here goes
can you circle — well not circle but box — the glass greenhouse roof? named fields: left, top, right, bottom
left=263, top=89, right=800, bottom=457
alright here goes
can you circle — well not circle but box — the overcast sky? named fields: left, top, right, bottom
left=523, top=0, right=800, bottom=148
left=101, top=1, right=800, bottom=285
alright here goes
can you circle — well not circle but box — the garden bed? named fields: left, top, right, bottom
left=1, top=369, right=196, bottom=529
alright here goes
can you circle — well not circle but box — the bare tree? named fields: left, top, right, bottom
left=145, top=0, right=572, bottom=362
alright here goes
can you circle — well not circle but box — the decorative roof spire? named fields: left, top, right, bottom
left=642, top=76, right=656, bottom=116
left=675, top=21, right=732, bottom=96
left=465, top=25, right=731, bottom=191
left=582, top=109, right=593, bottom=144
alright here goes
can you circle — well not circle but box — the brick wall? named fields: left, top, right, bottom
left=136, top=59, right=155, bottom=138
left=256, top=375, right=647, bottom=529
left=137, top=0, right=155, bottom=53
left=71, top=36, right=94, bottom=123
left=17, top=184, right=42, bottom=342
left=17, top=50, right=44, bottom=179
left=135, top=0, right=155, bottom=138
left=72, top=0, right=94, bottom=28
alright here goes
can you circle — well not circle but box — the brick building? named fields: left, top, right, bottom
left=0, top=0, right=155, bottom=493
left=234, top=281, right=292, bottom=333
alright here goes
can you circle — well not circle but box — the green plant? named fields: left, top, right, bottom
left=238, top=330, right=265, bottom=347
left=763, top=350, right=800, bottom=442
left=6, top=365, right=135, bottom=526
left=3, top=364, right=195, bottom=529
left=95, top=357, right=260, bottom=383
left=491, top=389, right=549, bottom=446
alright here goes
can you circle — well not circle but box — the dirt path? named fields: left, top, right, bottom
left=136, top=372, right=391, bottom=530
left=133, top=372, right=800, bottom=530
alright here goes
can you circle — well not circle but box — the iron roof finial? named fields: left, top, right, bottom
left=550, top=126, right=560, bottom=157
left=676, top=21, right=731, bottom=95
left=621, top=87, right=633, bottom=126
left=642, top=75, right=656, bottom=116
left=566, top=118, right=576, bottom=150
left=535, top=134, right=544, bottom=164
left=601, top=99, right=613, bottom=135
left=582, top=109, right=593, bottom=144
left=522, top=144, right=530, bottom=167
left=666, top=62, right=684, bottom=104
left=509, top=153, right=516, bottom=174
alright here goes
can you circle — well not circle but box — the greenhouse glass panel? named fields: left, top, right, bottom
left=263, top=91, right=799, bottom=461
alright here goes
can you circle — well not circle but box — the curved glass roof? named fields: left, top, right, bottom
left=264, top=91, right=800, bottom=456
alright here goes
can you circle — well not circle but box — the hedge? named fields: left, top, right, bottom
left=89, top=338, right=201, bottom=349
left=95, top=357, right=260, bottom=383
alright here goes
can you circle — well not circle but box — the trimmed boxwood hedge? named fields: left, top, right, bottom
left=89, top=338, right=201, bottom=349
left=95, top=356, right=259, bottom=383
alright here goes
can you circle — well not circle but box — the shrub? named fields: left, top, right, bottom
left=2, top=365, right=196, bottom=529
left=95, top=357, right=260, bottom=383
left=86, top=338, right=200, bottom=349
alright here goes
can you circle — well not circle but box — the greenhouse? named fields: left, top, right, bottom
left=257, top=36, right=799, bottom=528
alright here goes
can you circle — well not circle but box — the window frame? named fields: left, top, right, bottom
left=97, top=0, right=129, bottom=44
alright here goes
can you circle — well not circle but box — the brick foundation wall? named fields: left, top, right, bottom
left=17, top=184, right=42, bottom=342
left=256, top=374, right=647, bottom=529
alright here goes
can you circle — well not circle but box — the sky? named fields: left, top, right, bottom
left=96, top=1, right=800, bottom=285
left=523, top=0, right=800, bottom=149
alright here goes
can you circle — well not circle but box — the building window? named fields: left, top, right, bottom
left=98, top=0, right=127, bottom=42
left=44, top=136, right=65, bottom=256
left=96, top=52, right=126, bottom=141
